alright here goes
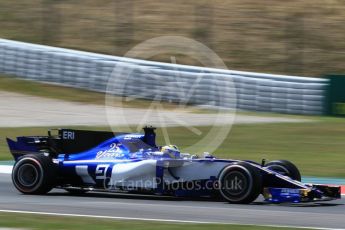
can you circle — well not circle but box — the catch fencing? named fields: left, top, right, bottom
left=0, top=38, right=328, bottom=114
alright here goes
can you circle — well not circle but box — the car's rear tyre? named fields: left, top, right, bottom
left=218, top=162, right=262, bottom=204
left=265, top=160, right=301, bottom=181
left=12, top=154, right=57, bottom=194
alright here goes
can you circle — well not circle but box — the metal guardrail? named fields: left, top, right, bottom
left=0, top=38, right=329, bottom=114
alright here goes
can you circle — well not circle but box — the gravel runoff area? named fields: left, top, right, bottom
left=0, top=91, right=309, bottom=128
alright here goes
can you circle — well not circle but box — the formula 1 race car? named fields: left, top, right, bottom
left=7, top=127, right=341, bottom=204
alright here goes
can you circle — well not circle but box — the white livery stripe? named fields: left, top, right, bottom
left=75, top=165, right=95, bottom=184
left=63, top=160, right=140, bottom=164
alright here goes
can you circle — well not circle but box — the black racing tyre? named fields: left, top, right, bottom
left=12, top=154, right=57, bottom=194
left=265, top=160, right=301, bottom=181
left=218, top=162, right=262, bottom=204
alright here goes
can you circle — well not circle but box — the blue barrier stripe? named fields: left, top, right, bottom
left=302, top=176, right=345, bottom=185
left=0, top=161, right=14, bottom=166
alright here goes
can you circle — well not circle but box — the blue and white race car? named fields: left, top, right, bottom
left=7, top=127, right=341, bottom=204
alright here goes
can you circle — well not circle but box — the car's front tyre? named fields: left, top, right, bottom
left=218, top=162, right=262, bottom=204
left=12, top=154, right=57, bottom=194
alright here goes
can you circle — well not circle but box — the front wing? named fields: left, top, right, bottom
left=263, top=184, right=341, bottom=203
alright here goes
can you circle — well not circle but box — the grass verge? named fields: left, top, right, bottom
left=0, top=212, right=313, bottom=230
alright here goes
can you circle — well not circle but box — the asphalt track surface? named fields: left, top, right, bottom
left=0, top=174, right=344, bottom=229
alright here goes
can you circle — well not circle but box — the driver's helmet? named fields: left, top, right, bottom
left=160, top=145, right=180, bottom=159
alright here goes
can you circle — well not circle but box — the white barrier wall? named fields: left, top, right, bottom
left=0, top=38, right=328, bottom=115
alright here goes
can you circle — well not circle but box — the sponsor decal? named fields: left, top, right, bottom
left=95, top=164, right=110, bottom=180
left=62, top=131, right=75, bottom=140
left=280, top=189, right=301, bottom=195
left=96, top=143, right=124, bottom=159
left=123, top=134, right=143, bottom=140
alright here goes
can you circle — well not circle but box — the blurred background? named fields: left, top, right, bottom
left=0, top=0, right=343, bottom=77
left=0, top=2, right=345, bottom=228
left=0, top=0, right=345, bottom=176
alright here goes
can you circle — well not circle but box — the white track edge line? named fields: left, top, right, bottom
left=0, top=209, right=344, bottom=230
left=0, top=166, right=12, bottom=174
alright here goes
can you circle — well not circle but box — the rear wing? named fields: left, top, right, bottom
left=7, top=127, right=157, bottom=160
left=6, top=136, right=47, bottom=160
left=7, top=129, right=118, bottom=160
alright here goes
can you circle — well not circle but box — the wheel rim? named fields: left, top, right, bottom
left=219, top=165, right=253, bottom=202
left=17, top=163, right=39, bottom=187
left=222, top=171, right=248, bottom=196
